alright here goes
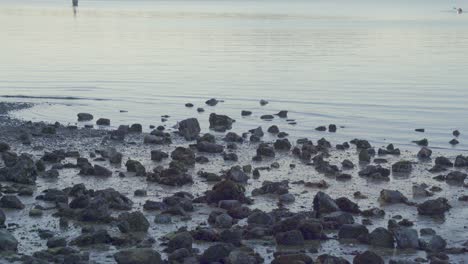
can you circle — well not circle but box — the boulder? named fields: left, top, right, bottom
left=114, top=248, right=162, bottom=264
left=369, top=227, right=394, bottom=248
left=209, top=113, right=235, bottom=132
left=0, top=230, right=18, bottom=252
left=178, top=118, right=201, bottom=140
left=77, top=113, right=93, bottom=121
left=338, top=224, right=369, bottom=240
left=313, top=191, right=339, bottom=214
left=117, top=211, right=150, bottom=233
left=275, top=230, right=304, bottom=246
left=394, top=228, right=419, bottom=249
left=353, top=251, right=384, bottom=264
left=200, top=243, right=234, bottom=264
left=0, top=195, right=25, bottom=209
left=379, top=189, right=409, bottom=204
left=417, top=198, right=450, bottom=215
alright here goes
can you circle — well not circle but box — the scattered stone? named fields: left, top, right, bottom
left=77, top=113, right=94, bottom=121
left=353, top=251, right=384, bottom=264
left=96, top=118, right=110, bottom=126
left=178, top=118, right=201, bottom=140
left=114, top=248, right=162, bottom=264
left=417, top=198, right=451, bottom=216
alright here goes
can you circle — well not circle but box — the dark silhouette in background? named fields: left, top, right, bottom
left=73, top=0, right=78, bottom=16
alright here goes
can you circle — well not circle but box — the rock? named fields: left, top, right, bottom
left=272, top=253, right=314, bottom=264
left=226, top=166, right=249, bottom=183
left=413, top=138, right=428, bottom=146
left=449, top=138, right=459, bottom=145
left=0, top=229, right=18, bottom=252
left=71, top=229, right=112, bottom=247
left=369, top=227, right=394, bottom=248
left=215, top=213, right=234, bottom=228
left=178, top=118, right=201, bottom=140
left=267, top=125, right=279, bottom=134
left=93, top=165, right=112, bottom=176
left=379, top=189, right=409, bottom=204
left=171, top=147, right=196, bottom=166
left=275, top=230, right=304, bottom=246
left=0, top=209, right=5, bottom=226
left=167, top=231, right=193, bottom=253
left=209, top=113, right=235, bottom=132
left=105, top=148, right=123, bottom=164
left=313, top=191, right=339, bottom=214
left=125, top=159, right=146, bottom=176
left=154, top=214, right=171, bottom=224
left=338, top=224, right=369, bottom=240
left=392, top=160, right=412, bottom=174
left=315, top=126, right=327, bottom=131
left=197, top=107, right=205, bottom=112
left=0, top=195, right=24, bottom=209
left=260, top=114, right=274, bottom=120
left=335, top=197, right=360, bottom=213
left=227, top=249, right=258, bottom=264
left=114, top=248, right=162, bottom=264
left=247, top=211, right=275, bottom=227
left=358, top=165, right=390, bottom=180
left=317, top=254, right=349, bottom=264
left=205, top=98, right=219, bottom=106
left=206, top=180, right=248, bottom=204
left=29, top=208, right=43, bottom=217
left=149, top=167, right=193, bottom=186
left=77, top=113, right=93, bottom=121
left=298, top=221, right=323, bottom=240
left=445, top=171, right=467, bottom=183
left=421, top=235, right=446, bottom=252
left=117, top=211, right=150, bottom=233
left=151, top=150, right=168, bottom=161
left=200, top=243, right=234, bottom=264
left=259, top=99, right=268, bottom=106
left=257, top=143, right=275, bottom=157
left=143, top=135, right=165, bottom=144
left=129, top=123, right=142, bottom=132
left=353, top=251, right=384, bottom=264
left=241, top=110, right=252, bottom=116
left=274, top=139, right=292, bottom=150
left=394, top=228, right=419, bottom=249
left=359, top=149, right=371, bottom=162
left=47, top=237, right=67, bottom=248
left=329, top=124, right=337, bottom=132
left=435, top=156, right=453, bottom=167
left=96, top=118, right=110, bottom=126
left=323, top=211, right=355, bottom=226
left=0, top=153, right=37, bottom=184
left=252, top=181, right=289, bottom=196
left=224, top=132, right=243, bottom=143
left=197, top=141, right=224, bottom=153
left=250, top=126, right=264, bottom=137
left=41, top=126, right=56, bottom=134
left=417, top=198, right=450, bottom=215
left=417, top=147, right=432, bottom=159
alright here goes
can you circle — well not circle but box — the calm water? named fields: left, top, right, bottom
left=1, top=0, right=468, bottom=151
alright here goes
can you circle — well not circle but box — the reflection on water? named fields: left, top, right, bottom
left=0, top=0, right=468, bottom=151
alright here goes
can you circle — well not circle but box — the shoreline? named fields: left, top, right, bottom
left=0, top=101, right=466, bottom=263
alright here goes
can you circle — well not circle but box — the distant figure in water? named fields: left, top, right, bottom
left=73, top=0, right=78, bottom=16
left=458, top=8, right=463, bottom=14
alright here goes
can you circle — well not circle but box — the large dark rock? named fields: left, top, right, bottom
left=125, top=159, right=146, bottom=176
left=209, top=113, right=235, bottom=132
left=379, top=189, right=409, bottom=204
left=0, top=230, right=18, bottom=252
left=197, top=141, right=224, bottom=153
left=369, top=227, right=394, bottom=248
left=178, top=118, right=201, bottom=140
left=200, top=243, right=234, bottom=264
left=393, top=228, right=419, bottom=249
left=417, top=198, right=450, bottom=216
left=167, top=231, right=193, bottom=253
left=77, top=113, right=93, bottom=121
left=171, top=147, right=195, bottom=166
left=114, top=248, right=162, bottom=264
left=256, top=143, right=275, bottom=157
left=151, top=150, right=168, bottom=161
left=275, top=230, right=304, bottom=246
left=392, top=160, right=412, bottom=174
left=338, top=224, right=369, bottom=240
left=271, top=253, right=314, bottom=264
left=117, top=211, right=150, bottom=233
left=206, top=180, right=248, bottom=204
left=0, top=153, right=37, bottom=184
left=0, top=195, right=25, bottom=209
left=313, top=191, right=339, bottom=214
left=318, top=254, right=350, bottom=264
left=353, top=251, right=384, bottom=264
left=0, top=209, right=5, bottom=227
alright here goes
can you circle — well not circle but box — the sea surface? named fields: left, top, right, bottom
left=1, top=0, right=468, bottom=152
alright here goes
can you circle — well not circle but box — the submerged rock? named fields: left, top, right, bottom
left=0, top=229, right=18, bottom=252
left=417, top=198, right=451, bottom=216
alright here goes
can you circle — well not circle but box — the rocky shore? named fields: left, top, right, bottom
left=0, top=101, right=466, bottom=264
